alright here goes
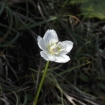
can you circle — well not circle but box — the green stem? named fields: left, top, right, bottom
left=33, top=61, right=50, bottom=105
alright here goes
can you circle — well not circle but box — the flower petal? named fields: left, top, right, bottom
left=38, top=37, right=47, bottom=51
left=40, top=51, right=49, bottom=61
left=43, top=29, right=59, bottom=45
left=37, top=36, right=42, bottom=42
left=48, top=54, right=55, bottom=61
left=55, top=54, right=70, bottom=63
left=40, top=51, right=55, bottom=61
left=58, top=41, right=73, bottom=54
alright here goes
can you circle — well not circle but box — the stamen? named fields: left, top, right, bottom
left=48, top=42, right=65, bottom=55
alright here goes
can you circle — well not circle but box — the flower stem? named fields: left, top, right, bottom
left=33, top=61, right=50, bottom=105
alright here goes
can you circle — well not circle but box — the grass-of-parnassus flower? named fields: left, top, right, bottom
left=33, top=29, right=73, bottom=105
left=37, top=29, right=73, bottom=63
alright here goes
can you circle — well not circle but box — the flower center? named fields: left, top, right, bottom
left=48, top=43, right=64, bottom=55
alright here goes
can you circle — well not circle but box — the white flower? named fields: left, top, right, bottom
left=37, top=29, right=73, bottom=63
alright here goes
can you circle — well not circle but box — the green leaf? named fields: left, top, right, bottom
left=0, top=3, right=5, bottom=15
left=0, top=32, right=19, bottom=47
left=22, top=91, right=27, bottom=105
left=19, top=17, right=57, bottom=30
left=80, top=0, right=105, bottom=19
